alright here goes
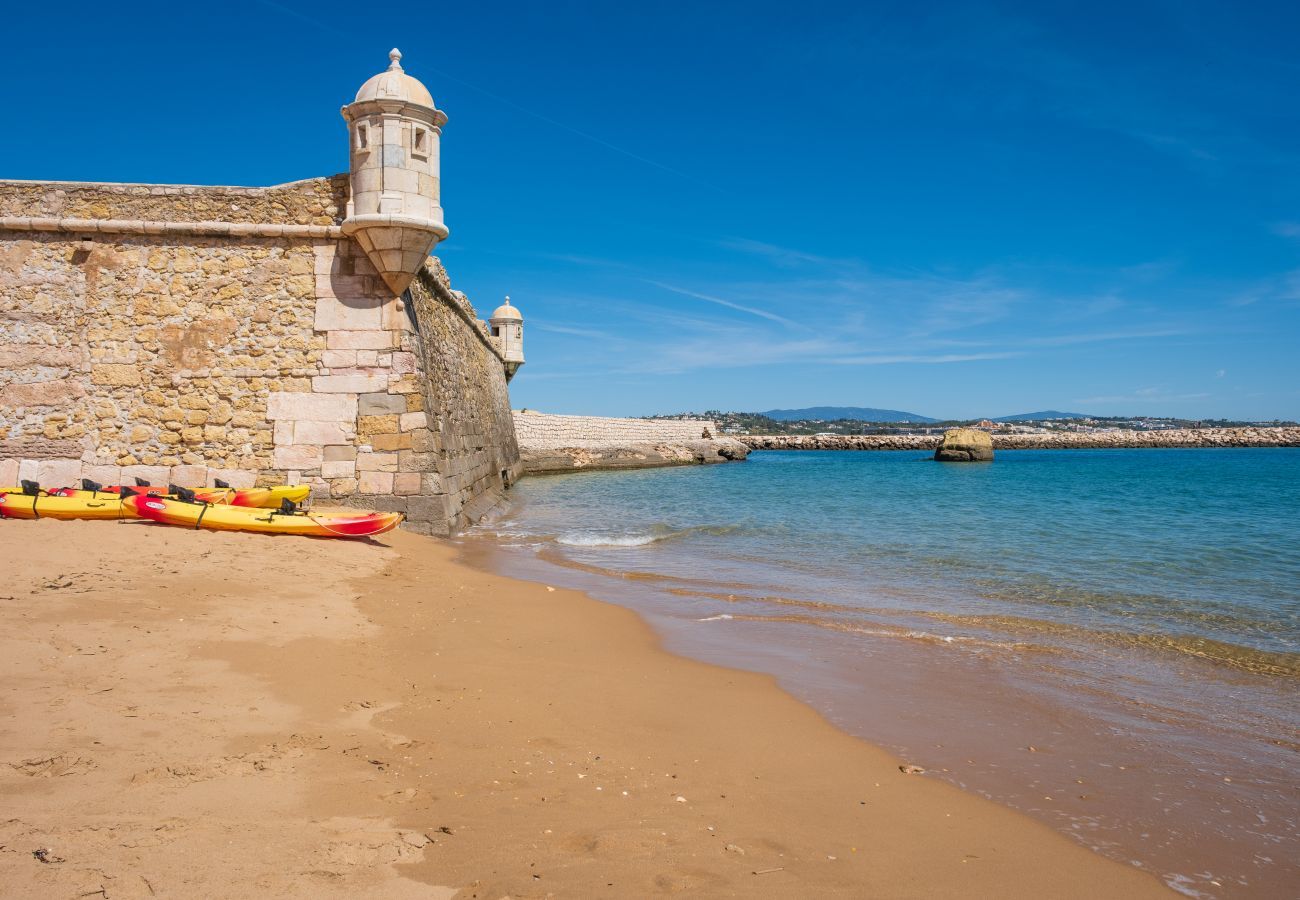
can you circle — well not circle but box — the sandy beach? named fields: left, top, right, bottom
left=0, top=518, right=1172, bottom=898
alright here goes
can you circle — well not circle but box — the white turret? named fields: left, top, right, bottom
left=341, top=49, right=448, bottom=296
left=489, top=296, right=524, bottom=379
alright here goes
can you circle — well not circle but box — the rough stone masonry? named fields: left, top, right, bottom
left=0, top=51, right=523, bottom=534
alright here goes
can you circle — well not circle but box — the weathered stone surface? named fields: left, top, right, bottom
left=358, top=470, right=394, bottom=493
left=328, top=330, right=394, bottom=350
left=36, top=459, right=82, bottom=487
left=293, top=421, right=352, bottom=445
left=359, top=392, right=407, bottom=415
left=273, top=445, right=323, bottom=470
left=0, top=437, right=85, bottom=459
left=1, top=380, right=86, bottom=408
left=935, top=427, right=994, bottom=462
left=312, top=374, right=386, bottom=393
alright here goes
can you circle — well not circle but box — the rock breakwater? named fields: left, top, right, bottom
left=741, top=427, right=1300, bottom=452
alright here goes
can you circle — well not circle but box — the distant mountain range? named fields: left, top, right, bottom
left=759, top=407, right=1093, bottom=423
left=761, top=407, right=938, bottom=423
left=991, top=410, right=1090, bottom=422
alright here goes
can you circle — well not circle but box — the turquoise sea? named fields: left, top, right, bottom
left=464, top=448, right=1299, bottom=898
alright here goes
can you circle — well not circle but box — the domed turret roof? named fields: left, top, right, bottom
left=490, top=297, right=522, bottom=321
left=354, top=49, right=435, bottom=108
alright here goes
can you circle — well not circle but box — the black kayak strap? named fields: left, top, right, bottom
left=194, top=503, right=209, bottom=530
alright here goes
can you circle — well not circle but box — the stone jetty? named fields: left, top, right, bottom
left=741, top=427, right=1300, bottom=452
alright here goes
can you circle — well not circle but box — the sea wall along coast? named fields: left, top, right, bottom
left=512, top=410, right=749, bottom=473
left=741, top=427, right=1300, bottom=451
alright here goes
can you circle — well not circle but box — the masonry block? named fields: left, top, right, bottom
left=314, top=295, right=382, bottom=331
left=294, top=421, right=352, bottom=445
left=321, top=349, right=358, bottom=369
left=356, top=452, right=398, bottom=473
left=358, top=392, right=406, bottom=415
left=358, top=414, right=399, bottom=437
left=36, top=459, right=82, bottom=488
left=327, top=330, right=394, bottom=350
left=393, top=472, right=422, bottom=495
left=399, top=411, right=427, bottom=432
left=122, top=464, right=170, bottom=487
left=266, top=392, right=357, bottom=422
left=358, top=470, right=394, bottom=494
left=169, top=464, right=209, bottom=488
left=312, top=374, right=387, bottom=393
left=322, top=459, right=356, bottom=479
left=273, top=445, right=322, bottom=469
left=208, top=468, right=257, bottom=489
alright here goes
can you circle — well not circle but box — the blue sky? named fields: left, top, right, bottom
left=5, top=1, right=1298, bottom=419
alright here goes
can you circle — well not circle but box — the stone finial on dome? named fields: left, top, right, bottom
left=388, top=48, right=403, bottom=71
left=491, top=296, right=522, bottom=322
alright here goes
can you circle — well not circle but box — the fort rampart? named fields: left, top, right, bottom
left=0, top=178, right=521, bottom=533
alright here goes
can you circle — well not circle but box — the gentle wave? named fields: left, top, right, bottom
left=925, top=612, right=1300, bottom=678
left=554, top=523, right=749, bottom=548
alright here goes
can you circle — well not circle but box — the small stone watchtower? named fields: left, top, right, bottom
left=341, top=48, right=448, bottom=296
left=489, top=296, right=525, bottom=379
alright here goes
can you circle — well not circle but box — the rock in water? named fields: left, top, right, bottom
left=935, top=427, right=994, bottom=462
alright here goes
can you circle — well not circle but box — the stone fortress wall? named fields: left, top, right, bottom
left=511, top=411, right=719, bottom=449
left=0, top=177, right=520, bottom=534
left=511, top=411, right=748, bottom=473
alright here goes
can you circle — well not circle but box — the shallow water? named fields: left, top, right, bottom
left=462, top=449, right=1300, bottom=897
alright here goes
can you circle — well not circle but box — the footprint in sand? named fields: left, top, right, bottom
left=8, top=754, right=96, bottom=777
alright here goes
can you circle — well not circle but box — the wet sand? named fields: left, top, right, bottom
left=0, top=519, right=1172, bottom=897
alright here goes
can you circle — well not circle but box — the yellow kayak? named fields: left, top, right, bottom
left=48, top=483, right=311, bottom=509
left=125, top=495, right=402, bottom=538
left=0, top=488, right=136, bottom=521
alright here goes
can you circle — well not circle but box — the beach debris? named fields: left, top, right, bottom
left=753, top=866, right=785, bottom=875
left=899, top=764, right=925, bottom=775
left=546, top=586, right=556, bottom=592
left=675, top=795, right=687, bottom=803
left=724, top=843, right=745, bottom=855
left=437, top=826, right=454, bottom=835
left=32, top=847, right=65, bottom=864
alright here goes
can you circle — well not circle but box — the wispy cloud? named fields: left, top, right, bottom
left=716, top=237, right=852, bottom=269
left=828, top=351, right=1021, bottom=366
left=533, top=322, right=617, bottom=340
left=1074, top=388, right=1213, bottom=405
left=647, top=281, right=802, bottom=328
left=1271, top=222, right=1300, bottom=240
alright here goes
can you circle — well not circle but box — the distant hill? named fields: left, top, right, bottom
left=993, top=410, right=1090, bottom=422
left=762, top=406, right=938, bottom=423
